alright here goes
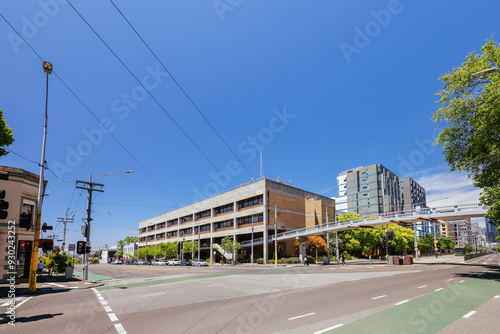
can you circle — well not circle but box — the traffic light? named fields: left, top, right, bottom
left=386, top=231, right=394, bottom=241
left=0, top=190, right=9, bottom=220
left=42, top=239, right=53, bottom=251
left=19, top=212, right=32, bottom=230
left=382, top=237, right=387, bottom=247
left=41, top=223, right=53, bottom=233
left=77, top=241, right=86, bottom=254
left=86, top=246, right=91, bottom=253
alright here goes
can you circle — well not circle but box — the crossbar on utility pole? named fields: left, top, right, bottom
left=76, top=180, right=104, bottom=281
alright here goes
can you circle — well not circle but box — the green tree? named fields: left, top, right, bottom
left=220, top=236, right=241, bottom=265
left=433, top=38, right=500, bottom=224
left=182, top=241, right=199, bottom=258
left=0, top=110, right=14, bottom=157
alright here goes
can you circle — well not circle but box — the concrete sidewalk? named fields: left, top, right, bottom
left=0, top=269, right=104, bottom=298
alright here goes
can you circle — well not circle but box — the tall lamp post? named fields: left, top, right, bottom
left=28, top=60, right=52, bottom=292
left=76, top=170, right=134, bottom=281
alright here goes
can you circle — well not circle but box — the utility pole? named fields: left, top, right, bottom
left=76, top=179, right=104, bottom=281
left=274, top=204, right=278, bottom=267
left=326, top=210, right=330, bottom=264
left=58, top=210, right=74, bottom=252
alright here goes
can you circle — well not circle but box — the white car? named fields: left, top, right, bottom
left=168, top=259, right=180, bottom=266
left=112, top=260, right=123, bottom=265
left=192, top=260, right=208, bottom=266
left=156, top=260, right=167, bottom=266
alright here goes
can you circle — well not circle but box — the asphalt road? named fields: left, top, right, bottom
left=2, top=254, right=499, bottom=334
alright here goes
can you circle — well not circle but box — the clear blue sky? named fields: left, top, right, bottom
left=1, top=1, right=496, bottom=249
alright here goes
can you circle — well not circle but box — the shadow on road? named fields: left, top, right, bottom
left=15, top=313, right=63, bottom=323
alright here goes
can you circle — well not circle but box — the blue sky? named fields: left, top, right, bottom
left=1, top=0, right=496, bottom=249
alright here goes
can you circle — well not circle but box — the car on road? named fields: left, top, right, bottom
left=180, top=260, right=191, bottom=266
left=168, top=259, right=180, bottom=266
left=112, top=260, right=123, bottom=265
left=192, top=260, right=208, bottom=266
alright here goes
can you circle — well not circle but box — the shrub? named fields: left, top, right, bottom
left=89, top=258, right=99, bottom=264
left=49, top=251, right=73, bottom=274
left=256, top=258, right=264, bottom=264
left=306, top=256, right=316, bottom=264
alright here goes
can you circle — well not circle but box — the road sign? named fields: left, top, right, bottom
left=68, top=244, right=75, bottom=251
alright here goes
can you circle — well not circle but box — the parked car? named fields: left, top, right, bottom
left=137, top=260, right=145, bottom=265
left=112, top=260, right=123, bottom=265
left=156, top=260, right=167, bottom=266
left=180, top=260, right=191, bottom=266
left=144, top=260, right=151, bottom=265
left=192, top=260, right=208, bottom=266
left=168, top=259, right=180, bottom=266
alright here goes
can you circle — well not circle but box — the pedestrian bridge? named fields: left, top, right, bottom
left=240, top=203, right=489, bottom=247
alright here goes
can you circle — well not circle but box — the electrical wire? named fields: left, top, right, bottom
left=109, top=0, right=254, bottom=179
left=0, top=13, right=179, bottom=207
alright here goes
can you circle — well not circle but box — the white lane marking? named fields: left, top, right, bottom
left=104, top=305, right=113, bottom=313
left=314, top=324, right=344, bottom=333
left=48, top=282, right=67, bottom=288
left=143, top=292, right=166, bottom=297
left=447, top=279, right=454, bottom=281
left=3, top=296, right=34, bottom=311
left=435, top=288, right=444, bottom=291
left=350, top=279, right=360, bottom=281
left=108, top=313, right=118, bottom=322
left=207, top=284, right=222, bottom=288
left=459, top=280, right=465, bottom=283
left=1, top=297, right=26, bottom=306
left=463, top=311, right=476, bottom=318
left=483, top=262, right=487, bottom=265
left=288, top=312, right=316, bottom=321
left=114, top=323, right=127, bottom=334
left=395, top=300, right=410, bottom=306
left=418, top=285, right=427, bottom=289
left=494, top=296, right=499, bottom=299
left=372, top=295, right=387, bottom=300
left=100, top=300, right=108, bottom=306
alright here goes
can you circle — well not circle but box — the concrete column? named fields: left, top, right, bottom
left=210, top=237, right=213, bottom=264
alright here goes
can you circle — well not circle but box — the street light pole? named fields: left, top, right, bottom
left=28, top=60, right=52, bottom=292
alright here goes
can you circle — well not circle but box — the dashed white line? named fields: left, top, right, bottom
left=143, top=292, right=166, bottom=297
left=418, top=285, right=427, bottom=289
left=108, top=313, right=118, bottom=322
left=207, top=284, right=222, bottom=288
left=435, top=288, right=444, bottom=292
left=494, top=296, right=499, bottom=299
left=395, top=300, right=410, bottom=305
left=288, top=312, right=316, bottom=320
left=314, top=324, right=344, bottom=333
left=463, top=311, right=476, bottom=318
left=371, top=295, right=387, bottom=300
left=114, top=323, right=127, bottom=334
left=459, top=280, right=465, bottom=283
left=447, top=279, right=454, bottom=281
left=104, top=305, right=113, bottom=313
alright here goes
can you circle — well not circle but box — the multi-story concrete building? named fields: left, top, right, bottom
left=485, top=218, right=499, bottom=243
left=138, top=177, right=335, bottom=264
left=400, top=177, right=426, bottom=213
left=0, top=165, right=45, bottom=283
left=336, top=164, right=401, bottom=216
left=123, top=242, right=138, bottom=261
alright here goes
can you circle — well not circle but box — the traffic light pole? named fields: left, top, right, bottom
left=76, top=179, right=104, bottom=281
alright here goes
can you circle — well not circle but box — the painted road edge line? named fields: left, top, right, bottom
left=395, top=300, right=410, bottom=306
left=418, top=285, right=427, bottom=289
left=435, top=288, right=444, bottom=291
left=288, top=312, right=316, bottom=321
left=463, top=311, right=476, bottom=319
left=494, top=295, right=499, bottom=299
left=314, top=324, right=344, bottom=333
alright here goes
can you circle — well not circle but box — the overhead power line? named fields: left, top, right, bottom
left=109, top=0, right=254, bottom=179
left=0, top=13, right=179, bottom=206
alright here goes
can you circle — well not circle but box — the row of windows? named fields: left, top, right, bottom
left=214, top=204, right=234, bottom=215
left=238, top=195, right=263, bottom=209
left=168, top=220, right=178, bottom=227
left=167, top=231, right=178, bottom=237
left=180, top=216, right=193, bottom=223
left=237, top=214, right=263, bottom=226
left=214, top=220, right=233, bottom=230
left=180, top=228, right=192, bottom=235
left=196, top=210, right=211, bottom=219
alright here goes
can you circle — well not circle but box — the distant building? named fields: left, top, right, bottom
left=123, top=242, right=138, bottom=260
left=337, top=164, right=401, bottom=216
left=100, top=245, right=118, bottom=264
left=138, top=177, right=334, bottom=264
left=485, top=218, right=499, bottom=243
left=400, top=177, right=426, bottom=213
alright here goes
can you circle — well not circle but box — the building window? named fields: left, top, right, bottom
left=195, top=210, right=211, bottom=220
left=180, top=216, right=193, bottom=223
left=237, top=214, right=263, bottom=226
left=214, top=204, right=234, bottom=215
left=237, top=195, right=263, bottom=209
left=167, top=231, right=178, bottom=238
left=148, top=226, right=155, bottom=232
left=214, top=220, right=233, bottom=230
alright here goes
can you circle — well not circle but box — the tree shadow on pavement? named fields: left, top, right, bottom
left=15, top=313, right=63, bottom=323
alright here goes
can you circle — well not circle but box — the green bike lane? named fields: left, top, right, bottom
left=319, top=270, right=500, bottom=334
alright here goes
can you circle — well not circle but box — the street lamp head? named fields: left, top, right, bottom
left=43, top=60, right=53, bottom=74
left=472, top=67, right=498, bottom=78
